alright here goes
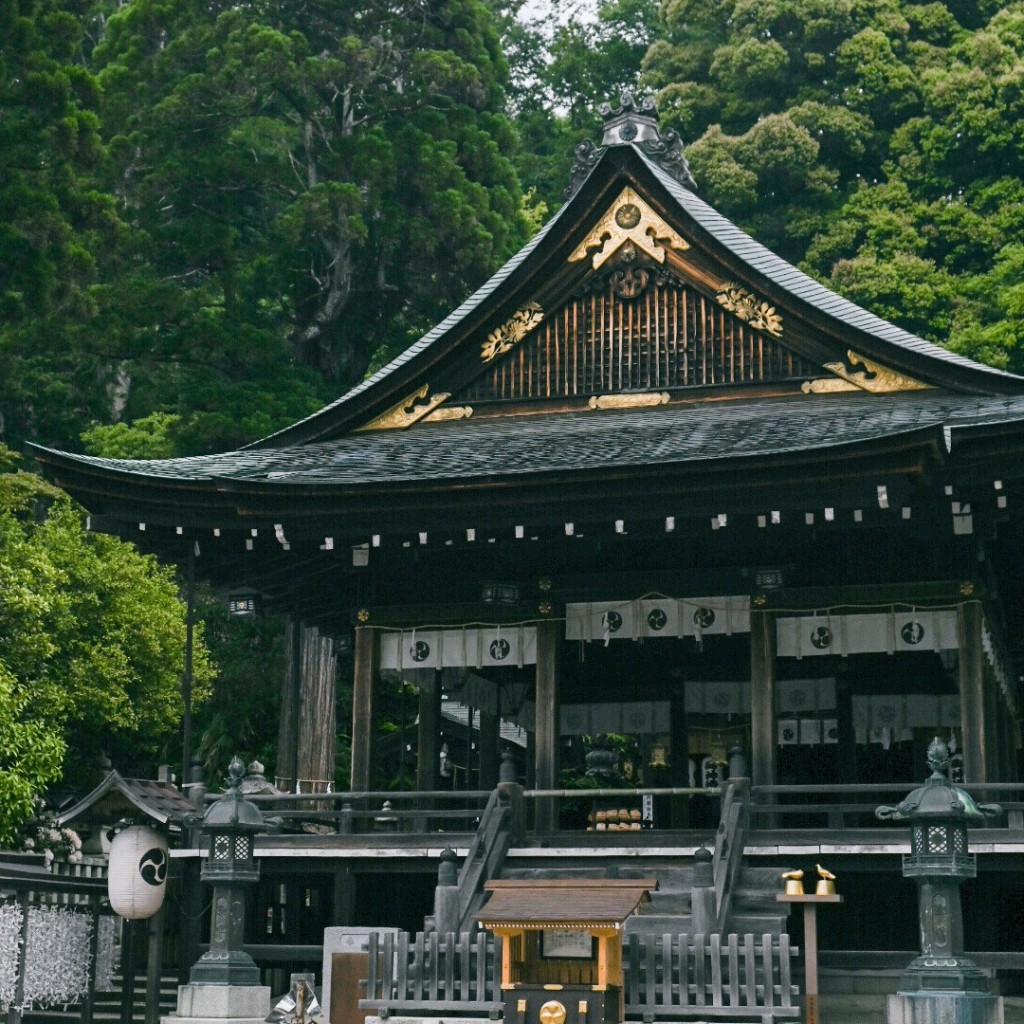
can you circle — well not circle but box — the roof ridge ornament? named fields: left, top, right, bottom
left=566, top=91, right=697, bottom=198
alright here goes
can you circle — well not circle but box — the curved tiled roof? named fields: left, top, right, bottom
left=32, top=392, right=1024, bottom=489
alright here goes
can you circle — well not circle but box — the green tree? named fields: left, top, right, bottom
left=81, top=0, right=530, bottom=452
left=0, top=0, right=126, bottom=451
left=0, top=447, right=213, bottom=820
left=641, top=0, right=1024, bottom=367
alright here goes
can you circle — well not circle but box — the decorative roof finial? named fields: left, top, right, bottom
left=567, top=92, right=697, bottom=198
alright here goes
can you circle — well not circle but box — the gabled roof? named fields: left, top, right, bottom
left=240, top=95, right=1024, bottom=450
left=57, top=770, right=197, bottom=828
left=477, top=877, right=657, bottom=930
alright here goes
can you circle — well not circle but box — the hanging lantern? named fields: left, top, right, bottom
left=107, top=824, right=168, bottom=920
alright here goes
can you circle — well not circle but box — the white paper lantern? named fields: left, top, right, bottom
left=107, top=825, right=168, bottom=920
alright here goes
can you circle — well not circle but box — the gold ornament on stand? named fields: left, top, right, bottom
left=815, top=864, right=837, bottom=896
left=782, top=869, right=804, bottom=896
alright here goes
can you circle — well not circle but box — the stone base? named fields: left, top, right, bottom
left=162, top=983, right=272, bottom=1022
left=888, top=991, right=1004, bottom=1024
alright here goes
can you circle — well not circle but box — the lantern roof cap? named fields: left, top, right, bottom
left=876, top=738, right=1000, bottom=824
left=201, top=756, right=265, bottom=832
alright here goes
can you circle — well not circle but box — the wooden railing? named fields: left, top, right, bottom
left=238, top=788, right=492, bottom=835
left=748, top=782, right=1024, bottom=832
left=712, top=780, right=749, bottom=933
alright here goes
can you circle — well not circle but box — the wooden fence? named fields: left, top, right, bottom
left=360, top=930, right=799, bottom=1020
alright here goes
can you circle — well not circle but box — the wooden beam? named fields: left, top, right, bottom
left=351, top=626, right=379, bottom=791
left=534, top=620, right=561, bottom=835
left=417, top=672, right=441, bottom=791
left=750, top=609, right=776, bottom=789
left=958, top=601, right=987, bottom=783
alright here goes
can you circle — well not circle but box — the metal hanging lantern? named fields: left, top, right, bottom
left=107, top=824, right=168, bottom=920
left=188, top=755, right=266, bottom=986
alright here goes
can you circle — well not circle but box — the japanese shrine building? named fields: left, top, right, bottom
left=32, top=97, right=1024, bottom=960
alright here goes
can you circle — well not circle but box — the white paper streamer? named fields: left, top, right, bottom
left=0, top=904, right=93, bottom=1011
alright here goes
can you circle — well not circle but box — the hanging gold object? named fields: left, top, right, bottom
left=569, top=187, right=689, bottom=270
left=356, top=384, right=451, bottom=431
left=815, top=864, right=837, bottom=895
left=802, top=350, right=931, bottom=394
left=715, top=283, right=783, bottom=337
left=481, top=302, right=544, bottom=362
left=782, top=869, right=804, bottom=896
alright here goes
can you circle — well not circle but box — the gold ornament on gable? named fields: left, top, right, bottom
left=568, top=187, right=689, bottom=270
left=481, top=302, right=545, bottom=363
left=715, top=283, right=784, bottom=337
left=355, top=384, right=451, bottom=431
left=801, top=351, right=931, bottom=394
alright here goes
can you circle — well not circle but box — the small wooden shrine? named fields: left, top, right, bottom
left=477, top=878, right=657, bottom=1024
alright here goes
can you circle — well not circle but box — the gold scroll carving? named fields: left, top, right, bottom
left=587, top=392, right=670, bottom=410
left=355, top=384, right=451, bottom=431
left=481, top=302, right=544, bottom=362
left=801, top=350, right=931, bottom=394
left=715, top=283, right=783, bottom=337
left=568, top=187, right=689, bottom=270
left=423, top=405, right=473, bottom=422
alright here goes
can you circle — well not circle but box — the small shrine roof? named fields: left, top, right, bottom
left=57, top=770, right=196, bottom=827
left=477, top=878, right=658, bottom=929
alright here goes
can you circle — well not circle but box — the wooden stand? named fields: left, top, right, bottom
left=777, top=893, right=843, bottom=1024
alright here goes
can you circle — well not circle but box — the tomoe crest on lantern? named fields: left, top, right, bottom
left=108, top=824, right=169, bottom=919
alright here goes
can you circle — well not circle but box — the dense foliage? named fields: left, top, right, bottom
left=0, top=446, right=213, bottom=837
left=1, top=0, right=531, bottom=453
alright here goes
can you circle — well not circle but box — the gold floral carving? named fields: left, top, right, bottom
left=587, top=392, right=670, bottom=410
left=355, top=384, right=451, bottom=431
left=481, top=302, right=544, bottom=362
left=423, top=405, right=473, bottom=422
left=568, top=187, right=690, bottom=270
left=801, top=351, right=931, bottom=394
left=715, top=283, right=783, bottom=337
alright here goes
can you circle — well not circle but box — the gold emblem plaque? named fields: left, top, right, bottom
left=539, top=1001, right=567, bottom=1024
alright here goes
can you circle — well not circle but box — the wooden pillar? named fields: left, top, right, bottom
left=351, top=626, right=378, bottom=792
left=750, top=610, right=777, bottom=788
left=958, top=602, right=987, bottom=783
left=333, top=863, right=355, bottom=925
left=479, top=707, right=500, bottom=789
left=297, top=626, right=337, bottom=793
left=417, top=671, right=442, bottom=790
left=276, top=617, right=302, bottom=791
left=669, top=695, right=689, bottom=827
left=836, top=674, right=857, bottom=785
left=535, top=619, right=561, bottom=834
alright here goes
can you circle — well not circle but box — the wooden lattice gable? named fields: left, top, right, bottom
left=452, top=184, right=821, bottom=409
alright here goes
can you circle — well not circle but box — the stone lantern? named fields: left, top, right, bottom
left=188, top=755, right=265, bottom=987
left=875, top=737, right=1001, bottom=1024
